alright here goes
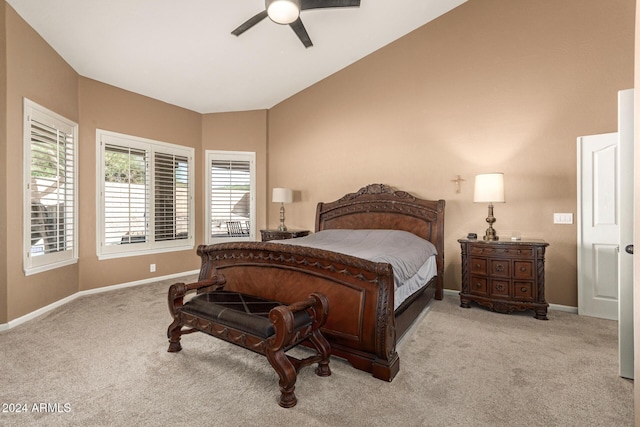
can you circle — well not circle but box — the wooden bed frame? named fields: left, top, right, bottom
left=196, top=184, right=445, bottom=381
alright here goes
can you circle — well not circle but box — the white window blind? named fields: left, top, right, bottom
left=103, top=144, right=148, bottom=246
left=24, top=99, right=78, bottom=275
left=154, top=152, right=190, bottom=242
left=206, top=151, right=255, bottom=242
left=98, top=130, right=194, bottom=258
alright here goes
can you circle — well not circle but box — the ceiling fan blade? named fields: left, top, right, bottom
left=289, top=18, right=313, bottom=48
left=231, top=10, right=269, bottom=36
left=301, top=0, right=360, bottom=10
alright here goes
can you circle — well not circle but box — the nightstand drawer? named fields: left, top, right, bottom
left=469, top=245, right=534, bottom=258
left=470, top=258, right=487, bottom=275
left=260, top=229, right=310, bottom=241
left=514, top=261, right=534, bottom=279
left=490, top=279, right=510, bottom=298
left=514, top=281, right=535, bottom=301
left=490, top=260, right=510, bottom=277
left=469, top=276, right=488, bottom=296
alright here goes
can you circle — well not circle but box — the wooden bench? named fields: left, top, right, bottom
left=166, top=274, right=331, bottom=408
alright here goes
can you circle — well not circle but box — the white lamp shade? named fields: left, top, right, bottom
left=474, top=173, right=505, bottom=203
left=272, top=187, right=293, bottom=203
left=266, top=0, right=300, bottom=24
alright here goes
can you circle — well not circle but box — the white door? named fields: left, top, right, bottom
left=577, top=88, right=635, bottom=380
left=617, top=89, right=634, bottom=379
left=577, top=132, right=619, bottom=320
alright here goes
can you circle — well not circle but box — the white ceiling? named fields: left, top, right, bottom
left=6, top=0, right=466, bottom=114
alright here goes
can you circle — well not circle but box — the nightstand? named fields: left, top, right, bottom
left=260, top=229, right=310, bottom=242
left=458, top=238, right=549, bottom=320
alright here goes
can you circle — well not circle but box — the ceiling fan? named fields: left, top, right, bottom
left=232, top=0, right=361, bottom=48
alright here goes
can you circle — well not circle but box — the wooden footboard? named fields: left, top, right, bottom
left=197, top=242, right=400, bottom=381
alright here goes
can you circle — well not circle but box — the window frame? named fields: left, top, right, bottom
left=96, top=129, right=195, bottom=260
left=205, top=150, right=256, bottom=244
left=23, top=98, right=79, bottom=275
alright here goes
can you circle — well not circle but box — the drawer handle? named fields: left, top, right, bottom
left=496, top=284, right=505, bottom=291
left=520, top=267, right=527, bottom=272
left=475, top=282, right=482, bottom=288
left=495, top=264, right=505, bottom=272
left=521, top=287, right=528, bottom=292
left=475, top=263, right=481, bottom=268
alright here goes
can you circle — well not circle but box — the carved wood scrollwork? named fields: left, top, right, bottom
left=374, top=273, right=395, bottom=360
left=336, top=183, right=416, bottom=202
left=199, top=242, right=391, bottom=284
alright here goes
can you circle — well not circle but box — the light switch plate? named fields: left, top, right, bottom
left=553, top=213, right=573, bottom=224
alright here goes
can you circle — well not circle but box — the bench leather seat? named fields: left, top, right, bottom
left=182, top=290, right=312, bottom=339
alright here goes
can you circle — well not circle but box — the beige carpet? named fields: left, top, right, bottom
left=0, top=274, right=633, bottom=426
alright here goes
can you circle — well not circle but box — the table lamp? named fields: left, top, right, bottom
left=272, top=187, right=293, bottom=231
left=474, top=173, right=505, bottom=241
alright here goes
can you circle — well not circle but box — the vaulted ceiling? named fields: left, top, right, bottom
left=7, top=0, right=466, bottom=113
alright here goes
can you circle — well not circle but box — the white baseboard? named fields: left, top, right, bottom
left=442, top=288, right=578, bottom=314
left=442, top=289, right=459, bottom=297
left=548, top=303, right=579, bottom=314
left=0, top=270, right=200, bottom=332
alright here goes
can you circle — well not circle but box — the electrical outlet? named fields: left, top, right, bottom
left=150, top=263, right=156, bottom=272
left=553, top=213, right=573, bottom=224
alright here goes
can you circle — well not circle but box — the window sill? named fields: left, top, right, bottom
left=24, top=258, right=78, bottom=276
left=97, top=243, right=194, bottom=261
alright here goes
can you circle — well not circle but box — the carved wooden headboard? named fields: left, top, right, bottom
left=315, top=184, right=446, bottom=291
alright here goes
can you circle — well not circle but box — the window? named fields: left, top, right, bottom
left=206, top=151, right=256, bottom=243
left=97, top=130, right=194, bottom=258
left=23, top=99, right=78, bottom=275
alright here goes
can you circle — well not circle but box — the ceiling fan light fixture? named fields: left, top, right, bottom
left=266, top=0, right=301, bottom=25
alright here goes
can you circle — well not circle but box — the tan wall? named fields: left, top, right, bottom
left=4, top=3, right=205, bottom=316
left=267, top=0, right=635, bottom=307
left=77, top=78, right=203, bottom=290
left=0, top=5, right=270, bottom=322
left=201, top=110, right=269, bottom=231
left=4, top=5, right=80, bottom=320
left=0, top=3, right=7, bottom=324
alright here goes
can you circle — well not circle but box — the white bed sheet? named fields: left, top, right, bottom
left=394, top=255, right=437, bottom=310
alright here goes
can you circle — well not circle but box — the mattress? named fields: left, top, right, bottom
left=271, top=229, right=438, bottom=310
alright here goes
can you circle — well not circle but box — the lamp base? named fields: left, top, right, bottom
left=279, top=203, right=287, bottom=231
left=483, top=203, right=498, bottom=241
left=483, top=227, right=499, bottom=241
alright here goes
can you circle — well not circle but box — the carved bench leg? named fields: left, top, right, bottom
left=266, top=348, right=298, bottom=408
left=309, top=330, right=332, bottom=377
left=167, top=320, right=183, bottom=353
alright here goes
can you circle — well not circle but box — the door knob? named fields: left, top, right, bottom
left=625, top=244, right=634, bottom=254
